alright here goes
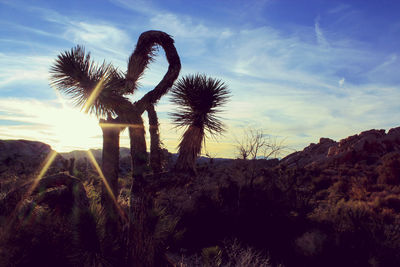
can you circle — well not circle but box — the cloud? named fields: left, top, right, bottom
left=314, top=16, right=329, bottom=48
left=0, top=53, right=53, bottom=89
left=369, top=53, right=397, bottom=73
left=64, top=21, right=133, bottom=59
left=150, top=13, right=214, bottom=39
left=108, top=0, right=160, bottom=16
left=339, top=78, right=345, bottom=87
left=328, top=4, right=351, bottom=14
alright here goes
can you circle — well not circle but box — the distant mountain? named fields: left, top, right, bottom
left=2, top=125, right=399, bottom=178
left=60, top=147, right=131, bottom=161
left=60, top=147, right=234, bottom=174
left=60, top=147, right=233, bottom=164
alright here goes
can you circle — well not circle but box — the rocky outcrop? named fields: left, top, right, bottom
left=281, top=127, right=400, bottom=169
left=0, top=140, right=63, bottom=177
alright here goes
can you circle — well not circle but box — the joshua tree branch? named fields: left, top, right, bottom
left=147, top=104, right=163, bottom=173
left=126, top=30, right=181, bottom=115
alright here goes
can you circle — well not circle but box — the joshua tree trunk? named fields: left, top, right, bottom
left=123, top=30, right=181, bottom=267
left=147, top=104, right=163, bottom=173
left=99, top=118, right=122, bottom=258
left=129, top=179, right=156, bottom=267
left=68, top=158, right=75, bottom=175
left=176, top=125, right=204, bottom=174
left=128, top=114, right=148, bottom=179
left=126, top=112, right=155, bottom=266
left=100, top=118, right=121, bottom=206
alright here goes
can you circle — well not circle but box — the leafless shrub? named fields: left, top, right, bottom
left=234, top=128, right=289, bottom=187
left=234, top=128, right=288, bottom=160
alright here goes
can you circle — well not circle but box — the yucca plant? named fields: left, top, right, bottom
left=170, top=74, right=230, bottom=173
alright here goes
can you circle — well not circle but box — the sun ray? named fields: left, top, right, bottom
left=86, top=150, right=127, bottom=222
left=5, top=150, right=58, bottom=228
left=82, top=74, right=107, bottom=114
left=99, top=122, right=143, bottom=128
left=26, top=150, right=58, bottom=197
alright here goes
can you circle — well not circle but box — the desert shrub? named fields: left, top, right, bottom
left=223, top=239, right=277, bottom=267
left=168, top=240, right=280, bottom=267
left=0, top=173, right=110, bottom=267
left=377, top=152, right=400, bottom=185
left=0, top=202, right=104, bottom=267
left=312, top=176, right=332, bottom=191
left=294, top=230, right=327, bottom=258
left=308, top=195, right=400, bottom=267
left=381, top=194, right=400, bottom=212
left=202, top=246, right=222, bottom=267
left=153, top=166, right=313, bottom=266
left=0, top=206, right=73, bottom=267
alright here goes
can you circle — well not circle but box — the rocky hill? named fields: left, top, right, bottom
left=0, top=140, right=64, bottom=177
left=281, top=126, right=400, bottom=166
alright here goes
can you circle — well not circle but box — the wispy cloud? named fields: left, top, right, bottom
left=314, top=16, right=330, bottom=48
left=108, top=0, right=161, bottom=16
left=0, top=53, right=53, bottom=89
left=339, top=77, right=345, bottom=87
left=64, top=21, right=133, bottom=59
left=328, top=4, right=351, bottom=14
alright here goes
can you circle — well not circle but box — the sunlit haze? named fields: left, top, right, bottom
left=1, top=0, right=399, bottom=158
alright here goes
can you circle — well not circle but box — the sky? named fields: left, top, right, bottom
left=0, top=0, right=400, bottom=158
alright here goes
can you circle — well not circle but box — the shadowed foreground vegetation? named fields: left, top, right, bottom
left=1, top=133, right=400, bottom=266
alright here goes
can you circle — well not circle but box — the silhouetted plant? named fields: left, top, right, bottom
left=170, top=74, right=230, bottom=173
left=0, top=173, right=103, bottom=266
left=123, top=30, right=181, bottom=267
left=50, top=45, right=126, bottom=201
left=147, top=104, right=163, bottom=173
left=50, top=30, right=181, bottom=267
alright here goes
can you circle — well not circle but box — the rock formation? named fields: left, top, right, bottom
left=0, top=140, right=63, bottom=177
left=281, top=126, right=400, bottom=169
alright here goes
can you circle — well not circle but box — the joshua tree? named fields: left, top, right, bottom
left=50, top=45, right=127, bottom=202
left=124, top=30, right=180, bottom=180
left=124, top=30, right=181, bottom=267
left=170, top=74, right=230, bottom=173
left=51, top=31, right=181, bottom=266
left=50, top=47, right=128, bottom=260
left=50, top=30, right=180, bottom=190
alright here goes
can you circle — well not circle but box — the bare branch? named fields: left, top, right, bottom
left=234, top=128, right=288, bottom=160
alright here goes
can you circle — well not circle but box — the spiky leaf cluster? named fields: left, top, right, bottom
left=170, top=74, right=230, bottom=136
left=49, top=45, right=129, bottom=117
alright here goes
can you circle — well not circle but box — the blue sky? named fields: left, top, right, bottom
left=0, top=0, right=399, bottom=157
